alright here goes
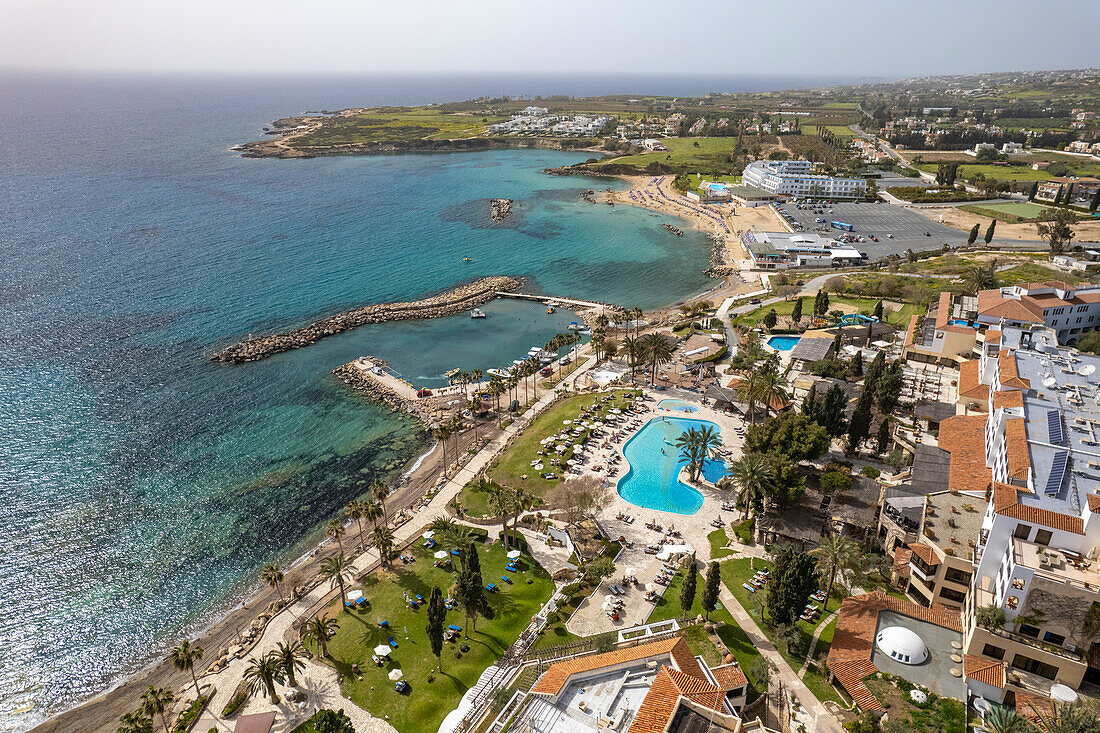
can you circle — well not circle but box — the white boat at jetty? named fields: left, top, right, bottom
left=567, top=321, right=582, bottom=330
left=470, top=309, right=486, bottom=319
left=487, top=368, right=511, bottom=378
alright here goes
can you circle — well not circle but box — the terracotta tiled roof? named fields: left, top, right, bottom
left=963, top=654, right=1005, bottom=688
left=934, top=292, right=953, bottom=330
left=991, top=482, right=1084, bottom=534
left=1088, top=493, right=1100, bottom=513
left=892, top=547, right=913, bottom=578
left=531, top=637, right=686, bottom=696
left=908, top=543, right=940, bottom=566
left=984, top=329, right=1002, bottom=344
left=1015, top=691, right=1054, bottom=726
left=1004, top=418, right=1032, bottom=481
left=904, top=314, right=919, bottom=348
left=977, top=289, right=1044, bottom=323
left=827, top=591, right=962, bottom=711
left=938, top=415, right=990, bottom=493
left=998, top=350, right=1032, bottom=390
left=710, top=664, right=748, bottom=690
left=626, top=665, right=728, bottom=733
left=957, top=360, right=989, bottom=403
left=991, top=390, right=1024, bottom=411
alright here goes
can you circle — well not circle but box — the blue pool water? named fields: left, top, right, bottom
left=767, top=335, right=801, bottom=351
left=949, top=319, right=975, bottom=329
left=616, top=417, right=730, bottom=515
left=657, top=399, right=699, bottom=413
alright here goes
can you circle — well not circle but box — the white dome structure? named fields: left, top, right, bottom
left=876, top=626, right=929, bottom=665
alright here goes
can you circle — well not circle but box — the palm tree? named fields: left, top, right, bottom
left=447, top=414, right=464, bottom=464
left=809, top=534, right=859, bottom=609
left=362, top=498, right=383, bottom=530
left=261, top=563, right=285, bottom=604
left=983, top=703, right=1030, bottom=733
left=345, top=499, right=367, bottom=552
left=963, top=258, right=1000, bottom=293
left=755, top=371, right=790, bottom=419
left=273, top=641, right=306, bottom=687
left=300, top=615, right=339, bottom=657
left=433, top=423, right=452, bottom=477
left=320, top=554, right=354, bottom=613
left=168, top=640, right=204, bottom=701
left=243, top=652, right=286, bottom=704
left=372, top=525, right=397, bottom=568
left=430, top=516, right=466, bottom=570
left=734, top=370, right=765, bottom=426
left=640, top=333, right=674, bottom=386
left=325, top=518, right=346, bottom=556
left=371, top=480, right=389, bottom=523
left=728, top=453, right=774, bottom=524
left=488, top=377, right=505, bottom=419
left=469, top=368, right=484, bottom=443
left=510, top=486, right=534, bottom=548
left=621, top=335, right=641, bottom=379
left=140, top=686, right=173, bottom=733
left=118, top=711, right=153, bottom=733
left=675, top=427, right=705, bottom=482
left=482, top=479, right=509, bottom=547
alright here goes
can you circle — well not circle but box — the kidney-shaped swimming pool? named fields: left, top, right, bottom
left=616, top=416, right=729, bottom=515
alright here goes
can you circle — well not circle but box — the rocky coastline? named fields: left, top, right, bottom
left=331, top=361, right=435, bottom=427
left=213, top=276, right=523, bottom=364
left=240, top=134, right=604, bottom=160
left=489, top=198, right=513, bottom=222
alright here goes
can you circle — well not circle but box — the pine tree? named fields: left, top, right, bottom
left=985, top=219, right=997, bottom=243
left=702, top=561, right=721, bottom=621
left=680, top=562, right=697, bottom=620
left=791, top=297, right=803, bottom=324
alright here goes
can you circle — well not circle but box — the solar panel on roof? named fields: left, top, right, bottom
left=1047, top=409, right=1065, bottom=445
left=1046, top=450, right=1068, bottom=496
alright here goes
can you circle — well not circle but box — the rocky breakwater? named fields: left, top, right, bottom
left=213, top=275, right=523, bottom=364
left=332, top=359, right=436, bottom=427
left=489, top=198, right=513, bottom=222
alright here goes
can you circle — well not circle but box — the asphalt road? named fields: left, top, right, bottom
left=776, top=201, right=963, bottom=259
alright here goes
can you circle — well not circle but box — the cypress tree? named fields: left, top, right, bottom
left=1090, top=189, right=1100, bottom=213
left=1028, top=181, right=1038, bottom=201
left=876, top=417, right=892, bottom=455
left=814, top=385, right=848, bottom=436
left=801, top=382, right=817, bottom=416
left=680, top=562, right=698, bottom=620
left=426, top=586, right=446, bottom=671
left=833, top=329, right=843, bottom=355
left=702, top=561, right=721, bottom=621
left=873, top=300, right=884, bottom=320
left=820, top=290, right=830, bottom=315
left=847, top=392, right=874, bottom=454
left=850, top=351, right=863, bottom=377
left=792, top=297, right=803, bottom=324
left=984, top=219, right=997, bottom=243
left=968, top=223, right=980, bottom=244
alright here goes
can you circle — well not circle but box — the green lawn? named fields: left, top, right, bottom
left=718, top=559, right=844, bottom=705
left=594, top=137, right=776, bottom=175
left=958, top=201, right=1052, bottom=221
left=824, top=125, right=857, bottom=142
left=733, top=296, right=917, bottom=330
left=466, top=389, right=641, bottom=514
left=709, top=529, right=734, bottom=559
left=304, top=539, right=554, bottom=733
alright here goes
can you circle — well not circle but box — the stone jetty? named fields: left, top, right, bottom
left=213, top=275, right=523, bottom=364
left=332, top=359, right=436, bottom=426
left=489, top=198, right=513, bottom=222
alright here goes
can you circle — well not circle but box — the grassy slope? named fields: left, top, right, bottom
left=733, top=295, right=917, bottom=329
left=294, top=109, right=508, bottom=147
left=305, top=540, right=554, bottom=733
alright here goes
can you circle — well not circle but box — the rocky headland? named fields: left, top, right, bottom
left=213, top=276, right=523, bottom=364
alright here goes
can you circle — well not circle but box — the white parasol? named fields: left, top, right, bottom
left=434, top=550, right=449, bottom=559
left=507, top=549, right=522, bottom=559
left=347, top=590, right=364, bottom=602
left=563, top=420, right=572, bottom=424
left=422, top=530, right=435, bottom=539
left=374, top=644, right=392, bottom=656
left=645, top=583, right=657, bottom=592
left=388, top=668, right=405, bottom=681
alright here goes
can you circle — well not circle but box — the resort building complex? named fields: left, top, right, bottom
left=741, top=160, right=867, bottom=199
left=740, top=230, right=866, bottom=270
left=974, top=281, right=1100, bottom=345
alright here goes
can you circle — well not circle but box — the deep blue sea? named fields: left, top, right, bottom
left=0, top=71, right=850, bottom=729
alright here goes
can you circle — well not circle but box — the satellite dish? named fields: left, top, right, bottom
left=1043, top=377, right=1058, bottom=388
left=1080, top=365, right=1096, bottom=377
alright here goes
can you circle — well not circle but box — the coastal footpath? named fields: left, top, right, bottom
left=213, top=276, right=523, bottom=364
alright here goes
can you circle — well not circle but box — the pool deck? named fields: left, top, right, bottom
left=564, top=392, right=749, bottom=636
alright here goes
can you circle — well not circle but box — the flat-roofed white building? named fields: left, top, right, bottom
left=741, top=160, right=866, bottom=199
left=742, top=230, right=866, bottom=269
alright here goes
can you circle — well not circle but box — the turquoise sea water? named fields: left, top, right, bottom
left=0, top=74, right=716, bottom=727
left=616, top=417, right=729, bottom=515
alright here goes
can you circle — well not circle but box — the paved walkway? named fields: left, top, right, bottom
left=798, top=610, right=839, bottom=679
left=717, top=585, right=844, bottom=733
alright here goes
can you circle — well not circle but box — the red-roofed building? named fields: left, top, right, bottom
left=976, top=281, right=1100, bottom=346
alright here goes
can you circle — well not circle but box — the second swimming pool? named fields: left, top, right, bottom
left=656, top=398, right=699, bottom=413
left=616, top=416, right=730, bottom=515
left=767, top=335, right=801, bottom=351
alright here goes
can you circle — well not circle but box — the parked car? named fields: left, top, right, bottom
left=749, top=298, right=762, bottom=305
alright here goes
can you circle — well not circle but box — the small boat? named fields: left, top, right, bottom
left=487, top=368, right=511, bottom=379
left=470, top=309, right=486, bottom=319
left=462, top=257, right=472, bottom=262
left=567, top=322, right=582, bottom=331
left=546, top=305, right=555, bottom=314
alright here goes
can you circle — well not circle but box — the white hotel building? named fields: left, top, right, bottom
left=741, top=160, right=866, bottom=199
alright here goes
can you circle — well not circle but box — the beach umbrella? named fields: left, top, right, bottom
left=388, top=668, right=405, bottom=682
left=645, top=583, right=657, bottom=592
left=374, top=644, right=392, bottom=657
left=347, top=590, right=364, bottom=602
left=533, top=463, right=544, bottom=471
left=507, top=549, right=522, bottom=559
left=602, top=601, right=614, bottom=611
left=563, top=420, right=572, bottom=424
left=422, top=530, right=435, bottom=539
left=434, top=550, right=449, bottom=560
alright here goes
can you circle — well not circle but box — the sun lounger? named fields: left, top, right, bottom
left=380, top=620, right=389, bottom=628
left=501, top=575, right=512, bottom=583
left=448, top=624, right=462, bottom=631
left=389, top=636, right=399, bottom=648
left=742, top=583, right=756, bottom=593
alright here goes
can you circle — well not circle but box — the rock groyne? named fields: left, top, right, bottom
left=489, top=199, right=513, bottom=222
left=213, top=276, right=523, bottom=364
left=332, top=360, right=434, bottom=426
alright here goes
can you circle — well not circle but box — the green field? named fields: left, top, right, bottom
left=916, top=159, right=1100, bottom=182
left=293, top=108, right=507, bottom=147
left=594, top=136, right=777, bottom=175
left=956, top=201, right=1052, bottom=222
left=824, top=125, right=857, bottom=142
left=733, top=296, right=918, bottom=330
left=304, top=539, right=554, bottom=733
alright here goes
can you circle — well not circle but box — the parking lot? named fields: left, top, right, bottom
left=776, top=201, right=964, bottom=260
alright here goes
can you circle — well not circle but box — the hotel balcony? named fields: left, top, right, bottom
left=1012, top=537, right=1100, bottom=595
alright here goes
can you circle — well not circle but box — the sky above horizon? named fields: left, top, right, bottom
left=2, top=0, right=1098, bottom=80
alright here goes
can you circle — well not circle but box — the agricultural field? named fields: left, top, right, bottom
left=956, top=201, right=1053, bottom=223
left=593, top=136, right=778, bottom=175
left=824, top=125, right=857, bottom=142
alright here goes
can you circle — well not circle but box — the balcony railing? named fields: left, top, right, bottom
left=986, top=626, right=1085, bottom=662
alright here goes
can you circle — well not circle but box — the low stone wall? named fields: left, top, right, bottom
left=213, top=276, right=523, bottom=363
